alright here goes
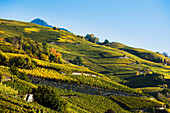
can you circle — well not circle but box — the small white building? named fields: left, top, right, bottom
left=24, top=94, right=34, bottom=102
left=83, top=73, right=90, bottom=76
left=159, top=107, right=165, bottom=110
left=72, top=72, right=82, bottom=75
left=91, top=75, right=97, bottom=77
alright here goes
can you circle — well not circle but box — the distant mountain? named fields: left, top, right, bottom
left=30, top=18, right=53, bottom=28
left=59, top=28, right=71, bottom=32
left=30, top=18, right=70, bottom=32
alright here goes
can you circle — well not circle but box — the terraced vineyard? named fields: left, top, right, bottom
left=111, top=96, right=164, bottom=111
left=0, top=18, right=170, bottom=112
left=0, top=94, right=57, bottom=113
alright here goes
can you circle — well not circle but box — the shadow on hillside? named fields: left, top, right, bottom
left=121, top=74, right=165, bottom=88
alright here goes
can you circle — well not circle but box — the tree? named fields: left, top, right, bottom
left=136, top=71, right=140, bottom=76
left=50, top=48, right=62, bottom=63
left=0, top=51, right=9, bottom=65
left=18, top=36, right=23, bottom=50
left=85, top=34, right=99, bottom=43
left=19, top=73, right=31, bottom=82
left=162, top=52, right=168, bottom=57
left=53, top=27, right=60, bottom=31
left=73, top=56, right=83, bottom=66
left=49, top=53, right=57, bottom=62
left=103, top=39, right=110, bottom=44
left=53, top=26, right=57, bottom=30
left=9, top=56, right=35, bottom=69
left=33, top=85, right=68, bottom=112
left=40, top=54, right=49, bottom=61
left=10, top=64, right=20, bottom=76
left=94, top=37, right=99, bottom=43
left=105, top=109, right=115, bottom=113
left=5, top=37, right=14, bottom=44
left=42, top=42, right=49, bottom=54
left=10, top=56, right=26, bottom=68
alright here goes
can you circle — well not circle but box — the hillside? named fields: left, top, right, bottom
left=0, top=18, right=170, bottom=112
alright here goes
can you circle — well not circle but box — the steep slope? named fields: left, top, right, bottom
left=1, top=18, right=170, bottom=80
left=0, top=18, right=169, bottom=112
left=107, top=42, right=170, bottom=65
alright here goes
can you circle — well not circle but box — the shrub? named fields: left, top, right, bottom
left=9, top=56, right=35, bottom=69
left=0, top=51, right=9, bottom=65
left=72, top=56, right=83, bottom=66
left=33, top=85, right=68, bottom=112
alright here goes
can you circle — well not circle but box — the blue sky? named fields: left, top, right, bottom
left=0, top=0, right=170, bottom=55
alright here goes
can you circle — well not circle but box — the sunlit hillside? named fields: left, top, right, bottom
left=0, top=18, right=170, bottom=112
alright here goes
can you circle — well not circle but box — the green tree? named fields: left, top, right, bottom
left=0, top=51, right=9, bottom=65
left=103, top=39, right=110, bottom=44
left=33, top=85, right=68, bottom=112
left=10, top=56, right=26, bottom=68
left=73, top=56, right=83, bottom=66
left=85, top=34, right=99, bottom=43
left=49, top=53, right=57, bottom=62
left=5, top=37, right=14, bottom=44
left=162, top=52, right=168, bottom=57
left=9, top=56, right=35, bottom=69
left=40, top=54, right=49, bottom=61
left=42, top=42, right=49, bottom=54
left=19, top=73, right=31, bottom=82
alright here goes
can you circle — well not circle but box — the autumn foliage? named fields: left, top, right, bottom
left=50, top=48, right=62, bottom=62
left=0, top=38, right=4, bottom=41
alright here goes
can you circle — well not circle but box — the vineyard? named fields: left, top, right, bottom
left=111, top=96, right=164, bottom=111
left=0, top=94, right=57, bottom=113
left=3, top=77, right=37, bottom=94
left=33, top=58, right=95, bottom=74
left=19, top=67, right=142, bottom=95
left=66, top=94, right=129, bottom=113
left=0, top=83, right=18, bottom=96
left=0, top=18, right=170, bottom=112
left=135, top=87, right=164, bottom=93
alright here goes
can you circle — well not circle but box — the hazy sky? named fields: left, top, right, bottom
left=0, top=0, right=170, bottom=55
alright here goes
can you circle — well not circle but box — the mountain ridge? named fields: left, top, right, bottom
left=30, top=18, right=70, bottom=32
left=30, top=18, right=53, bottom=28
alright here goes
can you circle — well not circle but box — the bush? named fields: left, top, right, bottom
left=105, top=109, right=115, bottom=113
left=9, top=56, right=35, bottom=69
left=72, top=56, right=83, bottom=66
left=0, top=51, right=9, bottom=65
left=33, top=85, right=68, bottom=112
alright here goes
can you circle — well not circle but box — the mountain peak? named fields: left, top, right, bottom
left=30, top=18, right=71, bottom=32
left=30, top=18, right=53, bottom=28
